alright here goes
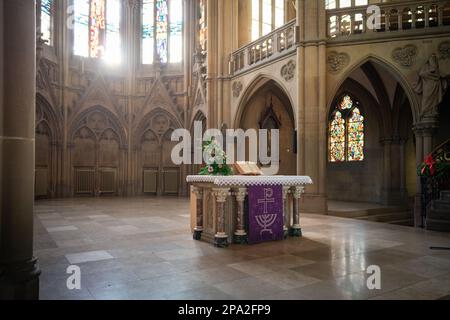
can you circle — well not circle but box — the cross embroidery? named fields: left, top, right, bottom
left=257, top=188, right=275, bottom=214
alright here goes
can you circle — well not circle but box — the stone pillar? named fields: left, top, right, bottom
left=296, top=0, right=327, bottom=213
left=289, top=186, right=304, bottom=237
left=413, top=119, right=439, bottom=228
left=192, top=186, right=204, bottom=240
left=213, top=188, right=230, bottom=248
left=0, top=0, right=41, bottom=299
left=282, top=186, right=290, bottom=238
left=234, top=188, right=247, bottom=244
left=413, top=128, right=424, bottom=227
left=381, top=138, right=393, bottom=204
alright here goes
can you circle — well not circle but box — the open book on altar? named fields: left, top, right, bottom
left=234, top=161, right=263, bottom=176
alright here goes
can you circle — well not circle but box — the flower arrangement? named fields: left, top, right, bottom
left=199, top=138, right=233, bottom=176
left=417, top=153, right=450, bottom=178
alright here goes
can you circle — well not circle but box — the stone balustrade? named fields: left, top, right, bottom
left=229, top=19, right=297, bottom=76
left=326, top=0, right=450, bottom=40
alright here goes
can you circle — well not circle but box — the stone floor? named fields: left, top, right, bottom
left=34, top=197, right=450, bottom=300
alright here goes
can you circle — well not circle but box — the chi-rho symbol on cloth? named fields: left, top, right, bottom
left=248, top=185, right=283, bottom=244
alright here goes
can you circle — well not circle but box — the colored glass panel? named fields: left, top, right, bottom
left=90, top=0, right=106, bottom=58
left=340, top=95, right=353, bottom=110
left=41, top=0, right=53, bottom=45
left=156, top=0, right=169, bottom=63
left=347, top=107, right=364, bottom=161
left=329, top=111, right=346, bottom=162
left=199, top=0, right=207, bottom=51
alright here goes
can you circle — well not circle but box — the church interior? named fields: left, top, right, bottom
left=1, top=0, right=450, bottom=301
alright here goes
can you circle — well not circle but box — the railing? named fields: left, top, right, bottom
left=326, top=0, right=450, bottom=40
left=420, top=139, right=450, bottom=227
left=230, top=19, right=297, bottom=76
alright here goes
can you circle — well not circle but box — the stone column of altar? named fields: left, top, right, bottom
left=0, top=0, right=41, bottom=299
left=282, top=186, right=291, bottom=238
left=213, top=188, right=230, bottom=248
left=192, top=186, right=204, bottom=240
left=234, top=188, right=247, bottom=244
left=289, top=186, right=304, bottom=237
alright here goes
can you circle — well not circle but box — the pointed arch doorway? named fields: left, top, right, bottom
left=236, top=79, right=296, bottom=175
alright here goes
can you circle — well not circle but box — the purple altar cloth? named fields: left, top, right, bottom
left=247, top=185, right=283, bottom=244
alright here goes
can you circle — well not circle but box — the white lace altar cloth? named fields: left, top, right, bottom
left=186, top=175, right=313, bottom=187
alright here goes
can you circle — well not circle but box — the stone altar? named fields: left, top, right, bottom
left=186, top=175, right=313, bottom=247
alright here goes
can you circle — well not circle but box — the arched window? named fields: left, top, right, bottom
left=142, top=0, right=183, bottom=64
left=40, top=0, right=54, bottom=45
left=251, top=0, right=285, bottom=41
left=329, top=95, right=365, bottom=162
left=198, top=0, right=207, bottom=52
left=73, top=0, right=121, bottom=64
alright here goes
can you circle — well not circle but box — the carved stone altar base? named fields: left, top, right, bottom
left=187, top=175, right=313, bottom=247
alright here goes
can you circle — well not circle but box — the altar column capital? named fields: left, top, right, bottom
left=191, top=186, right=203, bottom=199
left=212, top=188, right=231, bottom=203
left=292, top=186, right=305, bottom=199
left=234, top=188, right=247, bottom=202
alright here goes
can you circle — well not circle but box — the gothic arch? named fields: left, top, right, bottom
left=234, top=75, right=296, bottom=129
left=35, top=94, right=62, bottom=198
left=329, top=55, right=419, bottom=124
left=190, top=110, right=207, bottom=131
left=133, top=107, right=183, bottom=146
left=69, top=106, right=127, bottom=147
left=36, top=93, right=61, bottom=142
left=133, top=108, right=183, bottom=196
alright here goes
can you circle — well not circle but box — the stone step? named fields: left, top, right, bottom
left=327, top=210, right=369, bottom=218
left=328, top=206, right=409, bottom=219
left=356, top=211, right=412, bottom=223
left=426, top=219, right=450, bottom=232
left=441, top=190, right=450, bottom=201
left=388, top=219, right=415, bottom=227
left=431, top=200, right=450, bottom=213
left=428, top=207, right=450, bottom=221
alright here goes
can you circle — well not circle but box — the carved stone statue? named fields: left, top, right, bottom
left=414, top=54, right=447, bottom=118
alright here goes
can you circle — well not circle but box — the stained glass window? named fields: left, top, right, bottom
left=73, top=0, right=121, bottom=63
left=329, top=111, right=346, bottom=162
left=142, top=0, right=184, bottom=64
left=340, top=94, right=353, bottom=110
left=41, top=0, right=53, bottom=45
left=347, top=107, right=364, bottom=161
left=329, top=95, right=365, bottom=162
left=198, top=0, right=207, bottom=52
left=156, top=0, right=169, bottom=63
left=90, top=0, right=106, bottom=58
left=252, top=0, right=285, bottom=41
